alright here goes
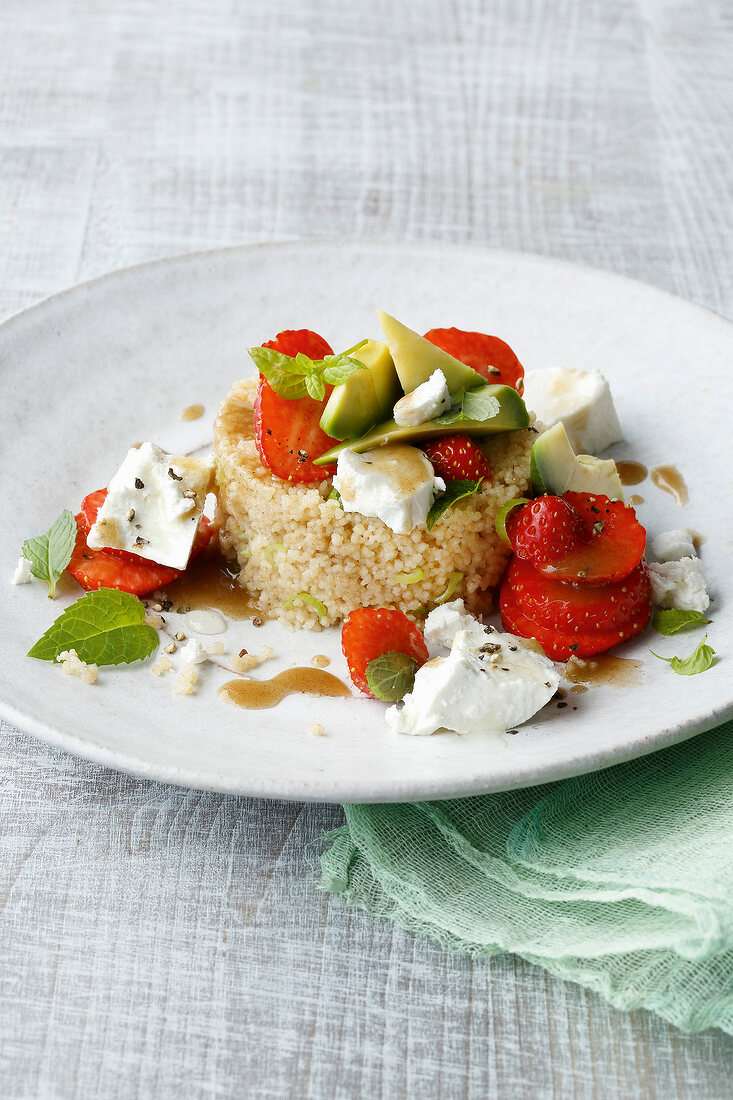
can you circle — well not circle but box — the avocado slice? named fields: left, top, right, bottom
left=314, top=384, right=529, bottom=465
left=378, top=311, right=485, bottom=394
left=319, top=340, right=401, bottom=441
left=530, top=422, right=624, bottom=499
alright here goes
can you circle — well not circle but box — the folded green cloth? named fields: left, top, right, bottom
left=319, top=720, right=733, bottom=1033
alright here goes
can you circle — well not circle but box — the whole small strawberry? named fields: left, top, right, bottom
left=506, top=496, right=588, bottom=568
left=421, top=435, right=492, bottom=482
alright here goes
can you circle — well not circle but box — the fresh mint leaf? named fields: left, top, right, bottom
left=653, top=608, right=712, bottom=636
left=22, top=510, right=77, bottom=598
left=426, top=479, right=482, bottom=531
left=651, top=634, right=716, bottom=676
left=28, top=589, right=159, bottom=665
left=322, top=354, right=367, bottom=386
left=433, top=384, right=499, bottom=426
left=305, top=372, right=326, bottom=401
left=366, top=651, right=417, bottom=702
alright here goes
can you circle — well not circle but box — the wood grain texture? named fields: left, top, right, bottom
left=1, top=0, right=733, bottom=1096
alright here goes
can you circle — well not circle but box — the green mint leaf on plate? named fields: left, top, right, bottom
left=28, top=589, right=159, bottom=665
left=322, top=354, right=367, bottom=386
left=22, top=509, right=77, bottom=598
left=426, top=479, right=482, bottom=531
left=650, top=634, right=716, bottom=676
left=366, top=651, right=418, bottom=702
left=433, top=384, right=499, bottom=426
left=494, top=497, right=531, bottom=545
left=653, top=608, right=712, bottom=635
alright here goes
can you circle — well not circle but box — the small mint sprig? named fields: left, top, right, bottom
left=366, top=651, right=417, bottom=702
left=28, top=589, right=159, bottom=666
left=22, top=509, right=77, bottom=598
left=426, top=479, right=483, bottom=531
left=248, top=346, right=367, bottom=402
left=651, top=634, right=716, bottom=676
left=652, top=608, right=712, bottom=636
left=432, top=385, right=499, bottom=426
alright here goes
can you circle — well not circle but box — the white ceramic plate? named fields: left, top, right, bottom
left=1, top=241, right=730, bottom=802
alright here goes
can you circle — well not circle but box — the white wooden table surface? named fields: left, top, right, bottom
left=2, top=1, right=732, bottom=1096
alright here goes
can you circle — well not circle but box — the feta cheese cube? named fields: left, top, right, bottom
left=386, top=623, right=560, bottom=737
left=393, top=369, right=451, bottom=426
left=648, top=558, right=710, bottom=613
left=88, top=442, right=213, bottom=570
left=333, top=444, right=445, bottom=535
left=522, top=368, right=623, bottom=454
left=423, top=599, right=485, bottom=654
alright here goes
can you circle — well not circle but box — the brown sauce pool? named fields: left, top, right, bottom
left=219, top=668, right=350, bottom=710
left=651, top=464, right=688, bottom=506
left=616, top=460, right=647, bottom=486
left=181, top=403, right=205, bottom=422
left=165, top=550, right=264, bottom=620
left=564, top=654, right=642, bottom=688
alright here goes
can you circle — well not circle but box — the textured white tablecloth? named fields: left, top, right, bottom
left=2, top=1, right=733, bottom=1096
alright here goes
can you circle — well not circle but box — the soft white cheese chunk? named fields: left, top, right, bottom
left=386, top=625, right=560, bottom=737
left=88, top=442, right=213, bottom=570
left=178, top=637, right=211, bottom=665
left=393, top=369, right=451, bottom=426
left=522, top=367, right=623, bottom=454
left=648, top=558, right=710, bottom=613
left=423, top=599, right=485, bottom=654
left=649, top=529, right=697, bottom=563
left=333, top=444, right=445, bottom=535
left=11, top=557, right=33, bottom=584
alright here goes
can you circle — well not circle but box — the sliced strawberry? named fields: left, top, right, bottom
left=421, top=435, right=492, bottom=482
left=262, top=329, right=334, bottom=360
left=423, top=328, right=524, bottom=392
left=506, top=496, right=589, bottom=569
left=499, top=556, right=652, bottom=660
left=540, top=492, right=647, bottom=585
left=67, top=514, right=182, bottom=596
left=254, top=329, right=338, bottom=483
left=341, top=607, right=429, bottom=697
left=79, top=488, right=215, bottom=564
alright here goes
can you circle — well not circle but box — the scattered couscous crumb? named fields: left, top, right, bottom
left=163, top=641, right=177, bottom=654
left=56, top=649, right=99, bottom=684
left=231, top=645, right=275, bottom=674
left=311, top=654, right=330, bottom=668
left=215, top=377, right=533, bottom=629
left=175, top=663, right=198, bottom=695
left=207, top=641, right=226, bottom=656
left=145, top=613, right=164, bottom=630
left=308, top=722, right=325, bottom=737
left=175, top=631, right=186, bottom=642
left=151, top=656, right=173, bottom=676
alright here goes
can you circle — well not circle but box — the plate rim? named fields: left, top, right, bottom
left=2, top=238, right=731, bottom=801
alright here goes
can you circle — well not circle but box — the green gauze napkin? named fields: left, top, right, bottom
left=319, top=719, right=733, bottom=1034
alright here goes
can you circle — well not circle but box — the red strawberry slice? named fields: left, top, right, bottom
left=67, top=514, right=182, bottom=596
left=423, top=328, right=525, bottom=392
left=79, top=488, right=214, bottom=565
left=506, top=496, right=589, bottom=569
left=499, top=556, right=652, bottom=660
left=341, top=607, right=429, bottom=697
left=262, top=329, right=334, bottom=360
left=421, top=435, right=492, bottom=482
left=542, top=492, right=647, bottom=585
left=254, top=329, right=338, bottom=483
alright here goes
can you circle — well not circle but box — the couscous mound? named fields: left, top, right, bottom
left=214, top=378, right=533, bottom=630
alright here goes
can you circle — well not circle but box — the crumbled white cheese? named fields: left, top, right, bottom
left=649, top=529, right=697, bottom=563
left=393, top=369, right=451, bottom=426
left=522, top=367, right=623, bottom=454
left=178, top=637, right=211, bottom=665
left=386, top=623, right=560, bottom=737
left=423, top=599, right=485, bottom=654
left=11, top=557, right=33, bottom=585
left=333, top=443, right=445, bottom=535
left=648, top=558, right=710, bottom=613
left=56, top=649, right=99, bottom=684
left=87, top=441, right=213, bottom=570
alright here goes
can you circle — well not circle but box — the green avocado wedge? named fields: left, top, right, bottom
left=314, top=384, right=529, bottom=465
left=378, top=311, right=485, bottom=394
left=530, top=421, right=624, bottom=498
left=319, top=339, right=401, bottom=440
